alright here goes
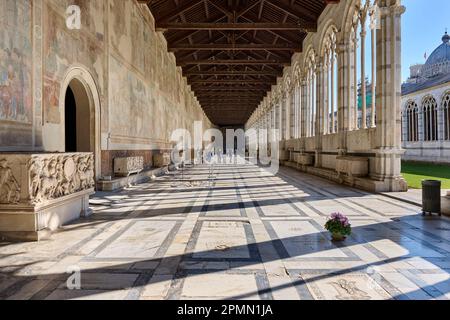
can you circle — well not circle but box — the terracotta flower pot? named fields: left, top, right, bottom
left=331, top=232, right=346, bottom=241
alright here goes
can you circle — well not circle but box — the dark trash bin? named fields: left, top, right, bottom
left=422, top=180, right=441, bottom=216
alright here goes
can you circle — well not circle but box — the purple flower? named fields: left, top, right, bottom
left=329, top=213, right=350, bottom=226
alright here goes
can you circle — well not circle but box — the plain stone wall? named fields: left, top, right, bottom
left=0, top=0, right=212, bottom=175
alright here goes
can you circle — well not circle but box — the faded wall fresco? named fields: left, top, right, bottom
left=1, top=0, right=212, bottom=168
left=108, top=0, right=211, bottom=149
left=109, top=56, right=153, bottom=138
left=43, top=0, right=104, bottom=124
left=0, top=0, right=32, bottom=124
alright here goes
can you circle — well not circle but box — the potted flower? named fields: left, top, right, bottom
left=325, top=213, right=352, bottom=241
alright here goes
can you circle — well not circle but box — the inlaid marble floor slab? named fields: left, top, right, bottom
left=1, top=162, right=449, bottom=300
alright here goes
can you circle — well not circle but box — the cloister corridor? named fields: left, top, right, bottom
left=1, top=161, right=449, bottom=300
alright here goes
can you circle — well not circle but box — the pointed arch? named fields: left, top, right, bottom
left=441, top=91, right=450, bottom=140
left=422, top=95, right=438, bottom=141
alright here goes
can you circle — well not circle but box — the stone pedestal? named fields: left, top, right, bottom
left=336, top=156, right=369, bottom=178
left=297, top=153, right=314, bottom=166
left=0, top=153, right=95, bottom=241
left=277, top=140, right=288, bottom=161
left=153, top=153, right=171, bottom=168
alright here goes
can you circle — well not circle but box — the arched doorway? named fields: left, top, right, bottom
left=64, top=79, right=93, bottom=153
left=60, top=66, right=101, bottom=180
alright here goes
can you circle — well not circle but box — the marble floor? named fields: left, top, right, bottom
left=1, top=162, right=450, bottom=300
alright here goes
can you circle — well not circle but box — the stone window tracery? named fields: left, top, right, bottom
left=443, top=92, right=450, bottom=140
left=290, top=87, right=295, bottom=139
left=306, top=50, right=317, bottom=137
left=293, top=65, right=302, bottom=139
left=322, top=26, right=339, bottom=134
left=422, top=96, right=438, bottom=141
left=351, top=0, right=378, bottom=130
left=405, top=101, right=418, bottom=142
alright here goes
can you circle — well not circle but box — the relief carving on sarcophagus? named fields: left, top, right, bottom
left=28, top=153, right=95, bottom=204
left=0, top=159, right=21, bottom=204
left=0, top=152, right=95, bottom=241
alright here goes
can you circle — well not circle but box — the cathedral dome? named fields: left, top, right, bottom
left=424, top=32, right=450, bottom=67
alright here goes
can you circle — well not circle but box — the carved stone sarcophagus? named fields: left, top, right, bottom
left=0, top=153, right=95, bottom=241
left=114, top=156, right=144, bottom=176
left=153, top=153, right=171, bottom=168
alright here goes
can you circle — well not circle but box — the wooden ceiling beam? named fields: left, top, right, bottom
left=178, top=59, right=290, bottom=66
left=264, top=0, right=318, bottom=22
left=152, top=0, right=204, bottom=23
left=167, top=17, right=226, bottom=45
left=193, top=89, right=268, bottom=93
left=185, top=70, right=281, bottom=76
left=198, top=97, right=262, bottom=100
left=236, top=0, right=263, bottom=18
left=190, top=79, right=275, bottom=84
left=191, top=84, right=270, bottom=88
left=197, top=93, right=264, bottom=97
left=156, top=22, right=314, bottom=32
left=169, top=43, right=301, bottom=52
left=207, top=0, right=233, bottom=19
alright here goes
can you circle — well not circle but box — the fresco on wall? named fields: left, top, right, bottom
left=43, top=2, right=104, bottom=124
left=110, top=56, right=153, bottom=139
left=0, top=0, right=32, bottom=124
left=110, top=0, right=185, bottom=106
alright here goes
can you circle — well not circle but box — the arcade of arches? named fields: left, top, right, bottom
left=1, top=0, right=450, bottom=301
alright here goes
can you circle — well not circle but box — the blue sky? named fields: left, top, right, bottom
left=402, top=0, right=450, bottom=81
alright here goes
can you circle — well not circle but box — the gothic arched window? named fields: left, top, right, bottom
left=322, top=26, right=339, bottom=134
left=443, top=93, right=450, bottom=140
left=422, top=96, right=438, bottom=141
left=305, top=50, right=317, bottom=137
left=350, top=0, right=378, bottom=130
left=405, top=101, right=418, bottom=141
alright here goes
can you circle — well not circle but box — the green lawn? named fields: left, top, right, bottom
left=401, top=161, right=450, bottom=189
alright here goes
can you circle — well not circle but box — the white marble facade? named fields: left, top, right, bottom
left=401, top=86, right=450, bottom=163
left=400, top=32, right=450, bottom=163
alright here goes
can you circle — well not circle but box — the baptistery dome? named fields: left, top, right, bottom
left=422, top=32, right=450, bottom=77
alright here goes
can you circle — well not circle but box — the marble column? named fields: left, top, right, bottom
left=295, top=85, right=302, bottom=138
left=281, top=97, right=287, bottom=141
left=418, top=105, right=425, bottom=141
left=370, top=26, right=377, bottom=128
left=437, top=105, right=445, bottom=141
left=352, top=36, right=359, bottom=130
left=315, top=62, right=324, bottom=167
left=373, top=0, right=407, bottom=191
left=401, top=109, right=408, bottom=143
left=360, top=23, right=368, bottom=129
left=330, top=52, right=336, bottom=134
left=285, top=91, right=291, bottom=140
left=337, top=41, right=350, bottom=155
left=323, top=61, right=330, bottom=135
left=277, top=102, right=282, bottom=141
left=301, top=80, right=308, bottom=138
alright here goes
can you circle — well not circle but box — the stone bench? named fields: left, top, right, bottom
left=0, top=152, right=95, bottom=241
left=114, top=156, right=144, bottom=177
left=336, top=156, right=369, bottom=177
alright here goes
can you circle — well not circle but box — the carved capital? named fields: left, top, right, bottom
left=379, top=3, right=406, bottom=17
